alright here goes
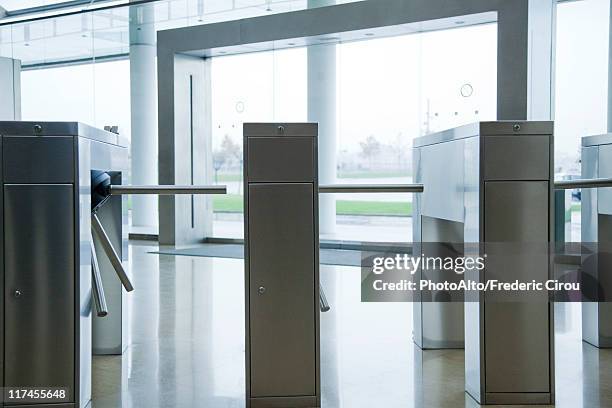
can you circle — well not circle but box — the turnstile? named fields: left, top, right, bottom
left=581, top=133, right=612, bottom=348
left=0, top=121, right=128, bottom=407
left=244, top=123, right=320, bottom=408
left=413, top=121, right=554, bottom=405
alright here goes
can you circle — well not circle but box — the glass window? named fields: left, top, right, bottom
left=21, top=59, right=130, bottom=132
left=210, top=47, right=306, bottom=239
left=555, top=0, right=610, bottom=242
left=209, top=23, right=497, bottom=243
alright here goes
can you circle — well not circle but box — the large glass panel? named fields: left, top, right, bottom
left=419, top=24, right=497, bottom=133
left=209, top=24, right=497, bottom=242
left=333, top=24, right=496, bottom=243
left=555, top=0, right=610, bottom=242
left=0, top=1, right=70, bottom=12
left=19, top=13, right=97, bottom=124
left=210, top=47, right=306, bottom=239
left=21, top=63, right=96, bottom=124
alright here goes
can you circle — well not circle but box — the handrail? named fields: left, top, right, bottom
left=91, top=213, right=134, bottom=292
left=554, top=178, right=612, bottom=190
left=319, top=184, right=424, bottom=193
left=110, top=185, right=227, bottom=195
left=91, top=233, right=109, bottom=317
left=319, top=284, right=330, bottom=313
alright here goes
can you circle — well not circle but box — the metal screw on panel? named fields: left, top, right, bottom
left=33, top=124, right=43, bottom=134
left=258, top=286, right=266, bottom=295
left=513, top=123, right=521, bottom=132
left=14, top=290, right=22, bottom=298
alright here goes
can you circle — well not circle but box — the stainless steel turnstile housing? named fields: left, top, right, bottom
left=581, top=133, right=612, bottom=348
left=413, top=121, right=554, bottom=404
left=0, top=121, right=128, bottom=408
left=244, top=123, right=320, bottom=408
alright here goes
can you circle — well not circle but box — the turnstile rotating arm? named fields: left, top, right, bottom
left=319, top=284, right=330, bottom=313
left=90, top=182, right=229, bottom=295
left=91, top=213, right=134, bottom=292
left=90, top=234, right=109, bottom=317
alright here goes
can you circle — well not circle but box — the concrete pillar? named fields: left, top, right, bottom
left=129, top=2, right=158, bottom=228
left=0, top=57, right=21, bottom=120
left=308, top=0, right=336, bottom=236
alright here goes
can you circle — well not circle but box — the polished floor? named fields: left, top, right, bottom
left=92, top=241, right=612, bottom=408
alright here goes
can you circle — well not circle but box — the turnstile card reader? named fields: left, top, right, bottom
left=413, top=121, right=554, bottom=405
left=244, top=123, right=320, bottom=408
left=0, top=121, right=128, bottom=407
left=581, top=133, right=612, bottom=348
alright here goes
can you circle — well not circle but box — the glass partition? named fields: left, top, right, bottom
left=555, top=0, right=610, bottom=242
left=209, top=23, right=498, bottom=242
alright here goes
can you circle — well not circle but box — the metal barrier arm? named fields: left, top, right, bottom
left=91, top=233, right=109, bottom=317
left=91, top=213, right=134, bottom=292
left=90, top=184, right=228, bottom=295
left=319, top=184, right=423, bottom=193
left=554, top=178, right=612, bottom=190
left=319, top=284, right=330, bottom=313
left=110, top=185, right=227, bottom=195
left=554, top=177, right=612, bottom=245
left=317, top=184, right=422, bottom=311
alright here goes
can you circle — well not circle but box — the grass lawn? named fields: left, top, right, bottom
left=216, top=170, right=410, bottom=182
left=216, top=173, right=242, bottom=182
left=213, top=194, right=411, bottom=216
left=213, top=194, right=244, bottom=212
left=339, top=170, right=409, bottom=179
left=336, top=200, right=411, bottom=216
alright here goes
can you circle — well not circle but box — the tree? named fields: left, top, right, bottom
left=360, top=135, right=381, bottom=169
left=394, top=131, right=406, bottom=169
left=212, top=135, right=242, bottom=182
left=220, top=134, right=241, bottom=164
left=212, top=151, right=225, bottom=183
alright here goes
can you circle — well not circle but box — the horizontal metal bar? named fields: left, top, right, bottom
left=110, top=185, right=227, bottom=195
left=319, top=184, right=424, bottom=193
left=554, top=254, right=582, bottom=266
left=319, top=284, right=330, bottom=313
left=554, top=178, right=612, bottom=190
left=91, top=213, right=134, bottom=292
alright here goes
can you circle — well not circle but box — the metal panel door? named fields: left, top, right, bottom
left=483, top=181, right=550, bottom=393
left=4, top=184, right=75, bottom=403
left=248, top=183, right=316, bottom=397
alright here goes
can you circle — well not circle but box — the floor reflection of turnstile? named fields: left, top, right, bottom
left=413, top=121, right=554, bottom=405
left=244, top=123, right=320, bottom=408
left=581, top=134, right=612, bottom=348
left=0, top=121, right=128, bottom=407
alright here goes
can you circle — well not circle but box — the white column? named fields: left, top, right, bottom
left=308, top=0, right=337, bottom=236
left=130, top=3, right=158, bottom=227
left=0, top=56, right=21, bottom=120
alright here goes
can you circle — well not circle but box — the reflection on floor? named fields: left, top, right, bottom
left=92, top=241, right=612, bottom=408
